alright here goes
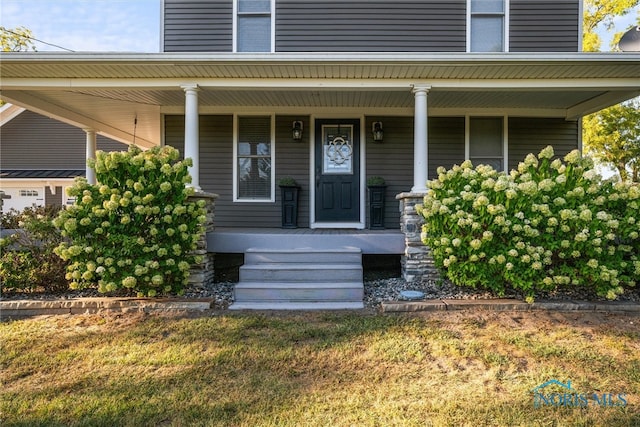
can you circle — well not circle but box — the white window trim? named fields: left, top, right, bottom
left=503, top=116, right=509, bottom=171
left=270, top=0, right=276, bottom=52
left=467, top=0, right=509, bottom=53
left=232, top=0, right=276, bottom=53
left=159, top=0, right=166, bottom=53
left=465, top=115, right=508, bottom=172
left=578, top=0, right=584, bottom=52
left=233, top=114, right=276, bottom=203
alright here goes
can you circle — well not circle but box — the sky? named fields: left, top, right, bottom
left=0, top=0, right=161, bottom=52
left=0, top=0, right=638, bottom=53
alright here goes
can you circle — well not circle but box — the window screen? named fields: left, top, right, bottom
left=470, top=0, right=505, bottom=52
left=237, top=0, right=271, bottom=52
left=470, top=117, right=504, bottom=171
left=237, top=116, right=272, bottom=200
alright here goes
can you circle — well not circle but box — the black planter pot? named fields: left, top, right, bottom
left=368, top=185, right=386, bottom=229
left=280, top=185, right=300, bottom=228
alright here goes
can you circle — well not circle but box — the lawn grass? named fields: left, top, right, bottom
left=1, top=310, right=639, bottom=426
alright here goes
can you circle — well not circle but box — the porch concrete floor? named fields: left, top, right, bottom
left=207, top=227, right=405, bottom=254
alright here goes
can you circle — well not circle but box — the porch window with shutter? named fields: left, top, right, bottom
left=469, top=117, right=504, bottom=171
left=469, top=0, right=506, bottom=52
left=236, top=116, right=273, bottom=201
left=236, top=0, right=272, bottom=52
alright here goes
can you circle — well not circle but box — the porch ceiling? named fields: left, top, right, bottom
left=1, top=52, right=639, bottom=147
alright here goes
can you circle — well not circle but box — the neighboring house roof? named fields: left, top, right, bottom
left=0, top=103, right=26, bottom=126
left=0, top=170, right=85, bottom=179
left=0, top=52, right=638, bottom=148
left=0, top=108, right=128, bottom=174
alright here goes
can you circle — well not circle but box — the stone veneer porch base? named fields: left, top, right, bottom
left=187, top=191, right=218, bottom=289
left=396, top=192, right=440, bottom=282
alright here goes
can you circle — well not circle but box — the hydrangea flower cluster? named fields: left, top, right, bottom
left=54, top=145, right=206, bottom=297
left=417, top=146, right=639, bottom=302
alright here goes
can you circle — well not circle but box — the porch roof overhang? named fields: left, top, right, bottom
left=1, top=52, right=639, bottom=147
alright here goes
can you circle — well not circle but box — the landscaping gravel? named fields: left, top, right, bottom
left=180, top=277, right=500, bottom=309
left=168, top=276, right=640, bottom=308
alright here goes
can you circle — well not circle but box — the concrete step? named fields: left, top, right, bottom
left=229, top=301, right=364, bottom=310
left=245, top=247, right=362, bottom=264
left=231, top=246, right=364, bottom=310
left=234, top=281, right=363, bottom=302
left=239, top=263, right=363, bottom=282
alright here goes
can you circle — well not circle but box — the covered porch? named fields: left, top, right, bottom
left=1, top=52, right=639, bottom=305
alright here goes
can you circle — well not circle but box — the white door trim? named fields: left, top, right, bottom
left=310, top=115, right=366, bottom=229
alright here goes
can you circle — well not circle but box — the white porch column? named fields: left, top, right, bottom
left=182, top=84, right=201, bottom=191
left=84, top=129, right=97, bottom=185
left=412, top=86, right=431, bottom=193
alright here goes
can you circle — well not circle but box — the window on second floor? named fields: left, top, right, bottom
left=235, top=0, right=273, bottom=52
left=469, top=0, right=506, bottom=52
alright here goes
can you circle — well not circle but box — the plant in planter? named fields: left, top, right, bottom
left=278, top=177, right=300, bottom=228
left=278, top=176, right=298, bottom=187
left=367, top=176, right=386, bottom=187
left=367, top=176, right=386, bottom=229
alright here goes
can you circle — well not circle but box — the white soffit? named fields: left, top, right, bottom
left=1, top=52, right=639, bottom=83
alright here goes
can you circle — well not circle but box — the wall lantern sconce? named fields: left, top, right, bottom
left=292, top=121, right=303, bottom=141
left=372, top=121, right=384, bottom=142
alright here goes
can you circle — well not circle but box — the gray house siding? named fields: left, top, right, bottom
left=365, top=116, right=413, bottom=229
left=168, top=114, right=416, bottom=229
left=276, top=0, right=466, bottom=52
left=163, top=0, right=233, bottom=52
left=165, top=114, right=311, bottom=228
left=162, top=0, right=580, bottom=53
left=274, top=115, right=311, bottom=227
left=45, top=186, right=63, bottom=206
left=166, top=115, right=578, bottom=228
left=508, top=118, right=579, bottom=170
left=163, top=0, right=468, bottom=53
left=364, top=116, right=465, bottom=228
left=427, top=117, right=466, bottom=180
left=168, top=115, right=465, bottom=230
left=509, top=0, right=579, bottom=52
left=0, top=110, right=126, bottom=170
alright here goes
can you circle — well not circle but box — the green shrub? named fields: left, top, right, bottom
left=417, top=146, right=640, bottom=302
left=367, top=176, right=386, bottom=186
left=1, top=207, right=22, bottom=229
left=277, top=176, right=298, bottom=187
left=0, top=205, right=69, bottom=293
left=53, top=145, right=207, bottom=297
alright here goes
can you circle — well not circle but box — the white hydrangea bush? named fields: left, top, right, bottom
left=417, top=146, right=639, bottom=302
left=54, top=146, right=207, bottom=297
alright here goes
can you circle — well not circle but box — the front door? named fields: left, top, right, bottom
left=315, top=119, right=360, bottom=223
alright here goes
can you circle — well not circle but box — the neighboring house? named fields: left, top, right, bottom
left=0, top=104, right=127, bottom=213
left=1, top=0, right=639, bottom=308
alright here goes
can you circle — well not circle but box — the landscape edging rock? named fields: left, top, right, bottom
left=0, top=297, right=213, bottom=318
